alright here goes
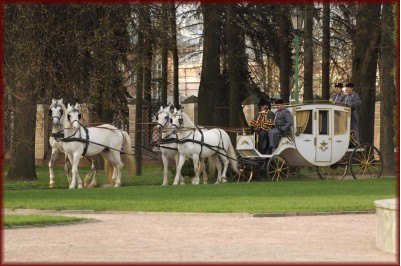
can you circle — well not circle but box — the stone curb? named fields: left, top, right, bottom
left=252, top=210, right=375, bottom=217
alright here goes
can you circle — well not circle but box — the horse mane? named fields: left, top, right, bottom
left=181, top=111, right=195, bottom=128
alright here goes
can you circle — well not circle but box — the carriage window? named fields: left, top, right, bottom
left=319, top=110, right=329, bottom=135
left=334, top=111, right=347, bottom=135
left=296, top=110, right=312, bottom=134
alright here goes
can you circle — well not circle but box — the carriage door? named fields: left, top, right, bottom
left=315, top=109, right=332, bottom=162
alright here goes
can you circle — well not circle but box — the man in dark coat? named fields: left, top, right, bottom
left=341, top=82, right=361, bottom=143
left=250, top=98, right=275, bottom=154
left=331, top=82, right=344, bottom=103
left=267, top=98, right=293, bottom=154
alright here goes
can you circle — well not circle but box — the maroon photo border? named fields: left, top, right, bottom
left=0, top=1, right=399, bottom=265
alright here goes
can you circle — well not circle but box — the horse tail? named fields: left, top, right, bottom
left=227, top=141, right=239, bottom=174
left=121, top=130, right=136, bottom=175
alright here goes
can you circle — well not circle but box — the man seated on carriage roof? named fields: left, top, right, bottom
left=250, top=98, right=275, bottom=154
left=341, top=82, right=361, bottom=144
left=331, top=82, right=344, bottom=104
left=267, top=98, right=293, bottom=155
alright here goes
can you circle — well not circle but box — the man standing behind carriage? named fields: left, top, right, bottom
left=267, top=98, right=293, bottom=155
left=341, top=82, right=361, bottom=144
left=331, top=82, right=344, bottom=103
left=250, top=98, right=275, bottom=154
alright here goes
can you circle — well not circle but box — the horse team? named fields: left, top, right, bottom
left=48, top=99, right=238, bottom=189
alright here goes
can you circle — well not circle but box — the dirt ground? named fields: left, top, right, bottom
left=3, top=209, right=397, bottom=263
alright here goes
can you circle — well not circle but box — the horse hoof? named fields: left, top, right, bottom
left=172, top=182, right=179, bottom=186
left=69, top=186, right=75, bottom=189
left=49, top=183, right=55, bottom=189
left=114, top=184, right=120, bottom=188
left=78, top=185, right=83, bottom=189
left=162, top=182, right=168, bottom=186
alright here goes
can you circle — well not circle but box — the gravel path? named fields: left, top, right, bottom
left=4, top=209, right=396, bottom=263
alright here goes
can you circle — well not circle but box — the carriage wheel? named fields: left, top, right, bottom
left=267, top=155, right=289, bottom=181
left=316, top=164, right=348, bottom=180
left=234, top=162, right=254, bottom=183
left=349, top=143, right=382, bottom=179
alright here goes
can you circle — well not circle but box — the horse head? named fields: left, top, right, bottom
left=170, top=108, right=185, bottom=133
left=155, top=105, right=175, bottom=130
left=49, top=98, right=66, bottom=126
left=66, top=103, right=82, bottom=130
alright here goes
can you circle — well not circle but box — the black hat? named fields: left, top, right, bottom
left=344, top=82, right=354, bottom=88
left=334, top=82, right=343, bottom=88
left=257, top=98, right=268, bottom=107
left=275, top=98, right=284, bottom=105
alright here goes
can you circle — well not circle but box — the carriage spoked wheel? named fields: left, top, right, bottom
left=267, top=155, right=289, bottom=181
left=316, top=164, right=348, bottom=180
left=349, top=143, right=383, bottom=179
left=234, top=162, right=254, bottom=183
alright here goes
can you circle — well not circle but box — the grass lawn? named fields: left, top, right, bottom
left=3, top=166, right=397, bottom=213
left=4, top=214, right=87, bottom=228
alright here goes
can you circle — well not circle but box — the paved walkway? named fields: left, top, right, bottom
left=4, top=209, right=397, bottom=263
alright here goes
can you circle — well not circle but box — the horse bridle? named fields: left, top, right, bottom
left=156, top=111, right=170, bottom=129
left=67, top=108, right=82, bottom=126
left=49, top=104, right=64, bottom=124
left=171, top=113, right=184, bottom=129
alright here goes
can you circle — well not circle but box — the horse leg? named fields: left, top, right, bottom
left=173, top=155, right=185, bottom=186
left=214, top=156, right=223, bottom=184
left=219, top=154, right=229, bottom=183
left=161, top=153, right=169, bottom=186
left=174, top=153, right=185, bottom=185
left=48, top=149, right=60, bottom=188
left=65, top=154, right=72, bottom=186
left=191, top=154, right=200, bottom=185
left=201, top=159, right=208, bottom=184
left=86, top=158, right=98, bottom=188
left=112, top=151, right=124, bottom=187
left=68, top=154, right=78, bottom=189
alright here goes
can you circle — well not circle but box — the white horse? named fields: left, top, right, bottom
left=170, top=108, right=239, bottom=185
left=63, top=103, right=135, bottom=189
left=155, top=105, right=211, bottom=185
left=48, top=99, right=99, bottom=188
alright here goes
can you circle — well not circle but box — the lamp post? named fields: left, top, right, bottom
left=291, top=8, right=304, bottom=104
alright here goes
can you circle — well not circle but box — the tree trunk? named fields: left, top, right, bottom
left=198, top=4, right=222, bottom=126
left=6, top=92, right=38, bottom=181
left=170, top=3, right=179, bottom=108
left=303, top=4, right=314, bottom=101
left=321, top=4, right=330, bottom=100
left=379, top=3, right=395, bottom=175
left=4, top=5, right=40, bottom=181
left=227, top=4, right=246, bottom=129
left=160, top=6, right=168, bottom=107
left=278, top=6, right=291, bottom=103
left=134, top=6, right=145, bottom=176
left=267, top=55, right=273, bottom=95
left=352, top=4, right=381, bottom=144
left=143, top=4, right=152, bottom=123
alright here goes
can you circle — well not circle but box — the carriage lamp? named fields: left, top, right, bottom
left=291, top=7, right=304, bottom=104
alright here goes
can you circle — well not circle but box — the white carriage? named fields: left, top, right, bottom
left=236, top=102, right=383, bottom=181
